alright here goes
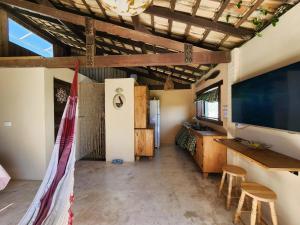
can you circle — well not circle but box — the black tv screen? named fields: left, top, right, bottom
left=232, top=61, right=300, bottom=132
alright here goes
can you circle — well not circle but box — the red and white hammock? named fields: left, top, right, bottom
left=19, top=63, right=79, bottom=225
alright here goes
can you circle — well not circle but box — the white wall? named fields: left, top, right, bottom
left=105, top=78, right=135, bottom=162
left=0, top=67, right=91, bottom=180
left=150, top=89, right=194, bottom=145
left=0, top=68, right=46, bottom=180
left=227, top=4, right=300, bottom=225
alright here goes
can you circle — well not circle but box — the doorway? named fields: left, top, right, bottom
left=79, top=83, right=105, bottom=160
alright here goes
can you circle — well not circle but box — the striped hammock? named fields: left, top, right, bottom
left=19, top=62, right=79, bottom=225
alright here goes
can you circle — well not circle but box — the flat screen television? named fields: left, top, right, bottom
left=232, top=61, right=300, bottom=132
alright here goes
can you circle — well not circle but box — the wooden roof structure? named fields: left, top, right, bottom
left=0, top=0, right=299, bottom=87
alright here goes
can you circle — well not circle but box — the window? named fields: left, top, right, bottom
left=196, top=81, right=223, bottom=124
left=8, top=19, right=53, bottom=57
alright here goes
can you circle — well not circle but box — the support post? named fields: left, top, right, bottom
left=0, top=9, right=9, bottom=56
left=85, top=17, right=95, bottom=67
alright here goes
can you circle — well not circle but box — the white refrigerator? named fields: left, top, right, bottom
left=149, top=100, right=160, bottom=148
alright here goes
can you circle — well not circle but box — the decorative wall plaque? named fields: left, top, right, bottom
left=113, top=88, right=126, bottom=110
left=184, top=43, right=193, bottom=63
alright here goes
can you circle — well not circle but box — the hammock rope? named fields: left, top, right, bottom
left=19, top=61, right=79, bottom=225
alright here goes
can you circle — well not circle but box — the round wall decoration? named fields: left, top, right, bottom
left=113, top=88, right=126, bottom=110
left=100, top=0, right=152, bottom=16
left=56, top=88, right=68, bottom=104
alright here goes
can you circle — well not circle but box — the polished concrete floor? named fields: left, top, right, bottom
left=0, top=146, right=234, bottom=225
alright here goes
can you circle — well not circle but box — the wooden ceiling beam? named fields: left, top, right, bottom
left=147, top=84, right=190, bottom=90
left=168, top=0, right=176, bottom=35
left=132, top=15, right=151, bottom=34
left=0, top=50, right=230, bottom=68
left=184, top=0, right=201, bottom=38
left=30, top=0, right=219, bottom=51
left=119, top=67, right=191, bottom=89
left=0, top=0, right=210, bottom=52
left=95, top=30, right=208, bottom=74
left=95, top=0, right=109, bottom=20
left=97, top=40, right=198, bottom=80
left=213, top=0, right=230, bottom=22
left=0, top=4, right=209, bottom=75
left=80, top=0, right=94, bottom=15
left=145, top=6, right=253, bottom=39
left=200, top=0, right=230, bottom=43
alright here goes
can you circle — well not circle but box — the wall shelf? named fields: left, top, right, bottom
left=215, top=138, right=300, bottom=173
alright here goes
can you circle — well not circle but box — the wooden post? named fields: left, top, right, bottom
left=85, top=17, right=95, bottom=67
left=0, top=9, right=9, bottom=56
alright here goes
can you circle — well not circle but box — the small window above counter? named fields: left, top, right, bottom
left=195, top=80, right=223, bottom=125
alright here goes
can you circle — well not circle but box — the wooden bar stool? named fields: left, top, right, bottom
left=219, top=164, right=247, bottom=209
left=234, top=182, right=278, bottom=225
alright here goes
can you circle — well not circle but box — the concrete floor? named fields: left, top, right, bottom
left=0, top=146, right=234, bottom=225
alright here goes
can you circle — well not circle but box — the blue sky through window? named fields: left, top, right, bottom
left=8, top=19, right=53, bottom=57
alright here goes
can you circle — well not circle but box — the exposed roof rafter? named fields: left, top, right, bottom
left=0, top=0, right=212, bottom=52
left=145, top=5, right=254, bottom=40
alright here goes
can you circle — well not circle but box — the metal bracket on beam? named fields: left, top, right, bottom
left=85, top=17, right=95, bottom=67
left=184, top=43, right=193, bottom=63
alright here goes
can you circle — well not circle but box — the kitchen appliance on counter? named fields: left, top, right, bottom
left=149, top=99, right=160, bottom=148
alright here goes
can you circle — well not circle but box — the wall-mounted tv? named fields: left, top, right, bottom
left=232, top=61, right=300, bottom=132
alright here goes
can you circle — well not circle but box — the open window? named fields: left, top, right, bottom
left=8, top=18, right=53, bottom=57
left=195, top=81, right=223, bottom=125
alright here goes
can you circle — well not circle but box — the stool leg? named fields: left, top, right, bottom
left=257, top=202, right=262, bottom=225
left=226, top=175, right=233, bottom=209
left=219, top=171, right=226, bottom=197
left=269, top=202, right=278, bottom=225
left=234, top=191, right=246, bottom=224
left=250, top=199, right=258, bottom=225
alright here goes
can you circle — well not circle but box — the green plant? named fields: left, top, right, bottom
left=226, top=14, right=231, bottom=23
left=259, top=8, right=268, bottom=16
left=255, top=32, right=262, bottom=37
left=236, top=0, right=242, bottom=9
left=252, top=17, right=264, bottom=30
left=271, top=16, right=279, bottom=26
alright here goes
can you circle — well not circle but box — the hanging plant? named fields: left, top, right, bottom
left=271, top=16, right=279, bottom=26
left=255, top=32, right=262, bottom=37
left=259, top=8, right=268, bottom=16
left=236, top=0, right=242, bottom=9
left=252, top=17, right=264, bottom=37
left=252, top=17, right=264, bottom=30
left=226, top=14, right=231, bottom=23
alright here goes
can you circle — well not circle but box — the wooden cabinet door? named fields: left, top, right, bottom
left=134, top=86, right=148, bottom=128
left=135, top=129, right=154, bottom=156
left=196, top=137, right=204, bottom=170
left=202, top=136, right=227, bottom=173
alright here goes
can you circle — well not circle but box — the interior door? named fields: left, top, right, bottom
left=79, top=83, right=105, bottom=160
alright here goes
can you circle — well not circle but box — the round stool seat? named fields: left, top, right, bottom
left=223, top=164, right=247, bottom=177
left=241, top=182, right=277, bottom=202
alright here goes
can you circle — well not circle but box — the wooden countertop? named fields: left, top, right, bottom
left=191, top=129, right=226, bottom=137
left=215, top=138, right=300, bottom=172
left=183, top=124, right=226, bottom=137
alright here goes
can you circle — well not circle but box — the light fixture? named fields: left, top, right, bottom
left=100, top=0, right=152, bottom=16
